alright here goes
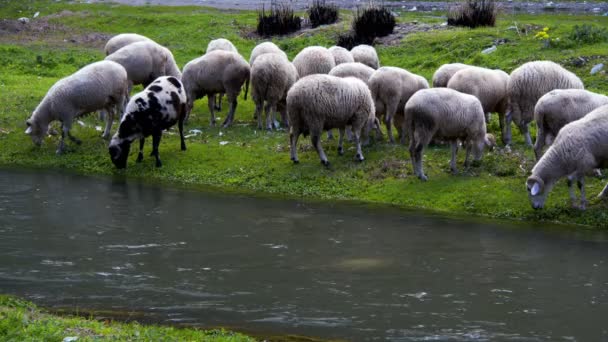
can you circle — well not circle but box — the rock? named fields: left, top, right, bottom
left=590, top=63, right=604, bottom=75
left=391, top=11, right=399, bottom=17
left=18, top=17, right=30, bottom=24
left=33, top=11, right=40, bottom=18
left=409, top=6, right=417, bottom=11
left=188, top=129, right=202, bottom=135
left=481, top=45, right=497, bottom=54
left=62, top=337, right=78, bottom=342
left=440, top=22, right=448, bottom=26
left=592, top=7, right=601, bottom=12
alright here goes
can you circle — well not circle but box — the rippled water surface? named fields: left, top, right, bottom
left=1, top=169, right=607, bottom=341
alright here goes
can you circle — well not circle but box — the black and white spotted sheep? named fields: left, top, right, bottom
left=109, top=76, right=187, bottom=169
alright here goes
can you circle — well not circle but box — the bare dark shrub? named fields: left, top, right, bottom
left=257, top=1, right=302, bottom=36
left=352, top=4, right=396, bottom=41
left=447, top=0, right=497, bottom=28
left=308, top=0, right=339, bottom=28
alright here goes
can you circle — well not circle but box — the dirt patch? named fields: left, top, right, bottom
left=0, top=11, right=110, bottom=49
left=375, top=21, right=450, bottom=46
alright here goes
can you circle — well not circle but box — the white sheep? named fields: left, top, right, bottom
left=104, top=33, right=154, bottom=56
left=534, top=89, right=608, bottom=161
left=249, top=41, right=287, bottom=66
left=405, top=88, right=495, bottom=181
left=526, top=104, right=608, bottom=210
left=447, top=66, right=509, bottom=132
left=25, top=60, right=128, bottom=154
left=328, top=46, right=355, bottom=65
left=506, top=61, right=584, bottom=146
left=182, top=50, right=250, bottom=127
left=329, top=62, right=375, bottom=84
left=431, top=63, right=470, bottom=87
left=287, top=74, right=375, bottom=166
left=368, top=66, right=429, bottom=143
left=350, top=45, right=379, bottom=69
left=109, top=76, right=187, bottom=169
left=206, top=38, right=238, bottom=54
left=251, top=53, right=298, bottom=130
left=105, top=41, right=182, bottom=91
left=292, top=46, right=336, bottom=78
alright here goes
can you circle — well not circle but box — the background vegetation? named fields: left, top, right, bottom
left=0, top=0, right=607, bottom=227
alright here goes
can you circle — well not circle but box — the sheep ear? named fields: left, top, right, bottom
left=531, top=182, right=540, bottom=196
left=25, top=126, right=32, bottom=134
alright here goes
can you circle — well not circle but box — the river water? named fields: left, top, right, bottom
left=0, top=169, right=607, bottom=341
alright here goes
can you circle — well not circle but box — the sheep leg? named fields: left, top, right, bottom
left=208, top=94, right=217, bottom=127
left=215, top=92, right=223, bottom=112
left=578, top=178, right=587, bottom=210
left=384, top=104, right=397, bottom=144
left=567, top=175, right=577, bottom=206
left=337, top=128, right=345, bottom=156
left=56, top=125, right=68, bottom=155
left=137, top=137, right=145, bottom=163
left=598, top=182, right=608, bottom=199
left=102, top=106, right=114, bottom=140
left=312, top=133, right=329, bottom=167
left=464, top=141, right=472, bottom=167
left=409, top=137, right=427, bottom=181
left=485, top=112, right=491, bottom=124
left=327, top=130, right=334, bottom=140
left=346, top=126, right=353, bottom=142
left=450, top=141, right=459, bottom=174
left=178, top=115, right=186, bottom=151
left=151, top=132, right=162, bottom=168
left=534, top=128, right=545, bottom=161
left=518, top=122, right=532, bottom=146
left=222, top=96, right=237, bottom=128
left=264, top=102, right=273, bottom=130
left=289, top=129, right=300, bottom=164
left=504, top=111, right=512, bottom=146
left=353, top=130, right=364, bottom=162
left=270, top=104, right=280, bottom=130
left=280, top=107, right=288, bottom=128
left=255, top=101, right=264, bottom=130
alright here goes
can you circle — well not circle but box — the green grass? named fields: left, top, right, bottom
left=0, top=295, right=255, bottom=341
left=0, top=1, right=607, bottom=227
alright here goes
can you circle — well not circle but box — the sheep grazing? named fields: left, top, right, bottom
left=329, top=62, right=375, bottom=84
left=251, top=53, right=298, bottom=130
left=447, top=66, right=509, bottom=129
left=206, top=38, right=238, bottom=54
left=109, top=76, right=187, bottom=169
left=534, top=89, right=608, bottom=161
left=405, top=88, right=495, bottom=181
left=287, top=74, right=375, bottom=166
left=105, top=41, right=182, bottom=91
left=206, top=38, right=239, bottom=111
left=431, top=63, right=470, bottom=87
left=182, top=50, right=250, bottom=127
left=350, top=45, right=379, bottom=69
left=368, top=66, right=429, bottom=144
left=104, top=33, right=154, bottom=56
left=25, top=60, right=128, bottom=154
left=292, top=46, right=336, bottom=78
left=249, top=41, right=287, bottom=66
left=506, top=60, right=584, bottom=146
left=328, top=46, right=355, bottom=65
left=526, top=104, right=608, bottom=210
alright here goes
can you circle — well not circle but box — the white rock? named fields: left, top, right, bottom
left=33, top=11, right=40, bottom=18
left=590, top=63, right=604, bottom=75
left=18, top=17, right=30, bottom=23
left=481, top=45, right=497, bottom=54
left=219, top=141, right=229, bottom=146
left=62, top=337, right=78, bottom=342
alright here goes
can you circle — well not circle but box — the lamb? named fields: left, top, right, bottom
left=287, top=74, right=375, bottom=166
left=534, top=89, right=608, bottom=160
left=251, top=53, right=298, bottom=130
left=25, top=60, right=128, bottom=154
left=431, top=63, right=470, bottom=87
left=181, top=50, right=250, bottom=127
left=105, top=41, right=182, bottom=91
left=249, top=41, right=287, bottom=66
left=368, top=66, right=429, bottom=143
left=350, top=45, right=379, bottom=69
left=447, top=66, right=509, bottom=130
left=328, top=46, right=355, bottom=65
left=104, top=33, right=154, bottom=56
left=526, top=104, right=608, bottom=210
left=109, top=76, right=187, bottom=169
left=328, top=62, right=375, bottom=84
left=206, top=38, right=238, bottom=54
left=405, top=88, right=495, bottom=181
left=206, top=38, right=239, bottom=111
left=506, top=60, right=584, bottom=146
left=292, top=46, right=336, bottom=78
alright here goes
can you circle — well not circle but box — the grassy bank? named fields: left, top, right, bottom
left=0, top=295, right=255, bottom=341
left=1, top=0, right=607, bottom=227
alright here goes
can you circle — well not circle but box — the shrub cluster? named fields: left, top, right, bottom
left=447, top=0, right=497, bottom=28
left=256, top=2, right=302, bottom=36
left=308, top=0, right=339, bottom=28
left=337, top=2, right=395, bottom=49
left=568, top=24, right=608, bottom=45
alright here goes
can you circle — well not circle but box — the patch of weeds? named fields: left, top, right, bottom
left=568, top=24, right=608, bottom=45
left=308, top=0, right=338, bottom=28
left=256, top=1, right=301, bottom=36
left=447, top=0, right=497, bottom=28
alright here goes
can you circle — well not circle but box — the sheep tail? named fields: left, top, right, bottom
left=243, top=75, right=250, bottom=101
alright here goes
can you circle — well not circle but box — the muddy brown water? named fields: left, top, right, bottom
left=1, top=169, right=608, bottom=341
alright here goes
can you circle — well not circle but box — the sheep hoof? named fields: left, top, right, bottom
left=321, top=160, right=330, bottom=168
left=136, top=153, right=143, bottom=163
left=355, top=154, right=364, bottom=162
left=155, top=160, right=163, bottom=168
left=214, top=106, right=221, bottom=111
left=55, top=149, right=64, bottom=155
left=291, top=158, right=299, bottom=164
left=338, top=147, right=344, bottom=156
left=418, top=174, right=428, bottom=182
left=101, top=133, right=110, bottom=140
left=181, top=145, right=187, bottom=151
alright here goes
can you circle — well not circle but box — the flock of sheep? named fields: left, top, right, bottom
left=23, top=33, right=608, bottom=210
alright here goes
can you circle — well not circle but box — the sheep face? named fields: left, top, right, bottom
left=25, top=118, right=46, bottom=146
left=109, top=138, right=131, bottom=169
left=526, top=176, right=551, bottom=209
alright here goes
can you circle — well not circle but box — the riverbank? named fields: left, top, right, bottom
left=0, top=295, right=255, bottom=341
left=1, top=0, right=607, bottom=227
